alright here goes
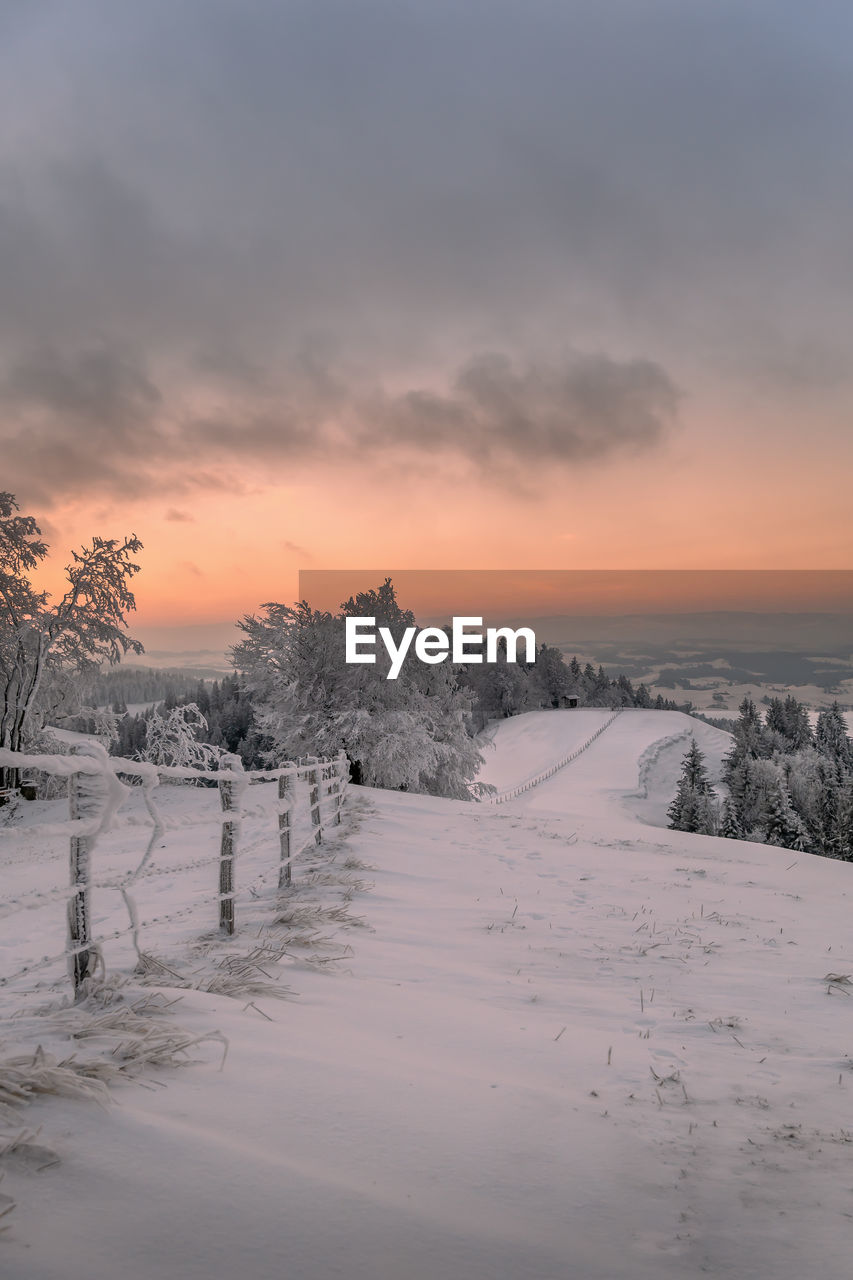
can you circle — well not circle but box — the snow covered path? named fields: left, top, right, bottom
left=4, top=710, right=853, bottom=1279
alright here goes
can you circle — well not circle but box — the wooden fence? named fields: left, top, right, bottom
left=0, top=744, right=350, bottom=998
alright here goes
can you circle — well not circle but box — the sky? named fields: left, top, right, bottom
left=2, top=0, right=852, bottom=647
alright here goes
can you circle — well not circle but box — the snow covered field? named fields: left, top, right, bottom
left=3, top=709, right=853, bottom=1279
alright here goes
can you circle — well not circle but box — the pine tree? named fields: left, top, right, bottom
left=534, top=644, right=572, bottom=708
left=719, top=798, right=742, bottom=840
left=809, top=759, right=848, bottom=858
left=732, top=695, right=766, bottom=759
left=667, top=777, right=697, bottom=831
left=635, top=683, right=651, bottom=708
left=763, top=782, right=811, bottom=851
left=682, top=739, right=711, bottom=792
left=668, top=740, right=716, bottom=834
left=815, top=703, right=852, bottom=768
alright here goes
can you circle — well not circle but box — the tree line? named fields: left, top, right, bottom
left=669, top=694, right=853, bottom=859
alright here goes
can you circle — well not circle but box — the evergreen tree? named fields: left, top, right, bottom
left=668, top=740, right=716, bottom=834
left=763, top=781, right=811, bottom=851
left=719, top=798, right=742, bottom=840
left=731, top=695, right=766, bottom=759
left=535, top=644, right=573, bottom=708
left=815, top=703, right=852, bottom=768
left=809, top=759, right=848, bottom=858
left=682, top=739, right=711, bottom=792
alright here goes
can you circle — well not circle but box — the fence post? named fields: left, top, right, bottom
left=323, top=762, right=332, bottom=823
left=309, top=764, right=322, bottom=845
left=278, top=769, right=294, bottom=888
left=334, top=752, right=348, bottom=824
left=67, top=742, right=111, bottom=997
left=68, top=768, right=94, bottom=995
left=218, top=754, right=244, bottom=935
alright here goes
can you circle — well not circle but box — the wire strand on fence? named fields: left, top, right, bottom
left=0, top=746, right=351, bottom=996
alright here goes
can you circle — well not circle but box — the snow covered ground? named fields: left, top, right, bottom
left=3, top=709, right=853, bottom=1278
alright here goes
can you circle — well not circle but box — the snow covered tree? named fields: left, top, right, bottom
left=807, top=758, right=849, bottom=858
left=140, top=703, right=224, bottom=770
left=460, top=654, right=535, bottom=727
left=0, top=493, right=143, bottom=790
left=668, top=739, right=717, bottom=835
left=718, top=797, right=742, bottom=840
left=634, top=682, right=652, bottom=709
left=815, top=703, right=852, bottom=769
left=682, top=739, right=711, bottom=792
left=763, top=781, right=811, bottom=852
left=731, top=695, right=767, bottom=759
left=534, top=644, right=573, bottom=708
left=765, top=695, right=813, bottom=752
left=233, top=580, right=483, bottom=798
left=76, top=704, right=121, bottom=747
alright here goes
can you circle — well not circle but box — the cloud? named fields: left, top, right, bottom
left=0, top=0, right=850, bottom=514
left=371, top=352, right=678, bottom=466
left=1, top=4, right=851, bottom=380
left=283, top=539, right=310, bottom=558
left=0, top=344, right=169, bottom=506
left=0, top=343, right=678, bottom=506
left=165, top=508, right=194, bottom=522
left=5, top=344, right=160, bottom=425
left=182, top=350, right=679, bottom=480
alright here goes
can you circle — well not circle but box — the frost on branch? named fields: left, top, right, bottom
left=139, top=704, right=225, bottom=771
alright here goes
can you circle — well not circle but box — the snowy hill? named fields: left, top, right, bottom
left=3, top=711, right=853, bottom=1279
left=478, top=706, right=733, bottom=826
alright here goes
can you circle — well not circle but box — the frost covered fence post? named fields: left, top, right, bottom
left=324, top=760, right=340, bottom=824
left=322, top=762, right=333, bottom=822
left=334, top=751, right=348, bottom=824
left=68, top=767, right=95, bottom=993
left=277, top=768, right=294, bottom=889
left=67, top=743, right=110, bottom=996
left=218, top=754, right=245, bottom=935
left=309, top=763, right=322, bottom=845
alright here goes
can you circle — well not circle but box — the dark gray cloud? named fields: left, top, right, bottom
left=6, top=345, right=160, bottom=425
left=0, top=344, right=677, bottom=503
left=373, top=353, right=677, bottom=464
left=0, top=0, right=850, bottom=503
left=184, top=349, right=679, bottom=474
left=0, top=345, right=169, bottom=505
